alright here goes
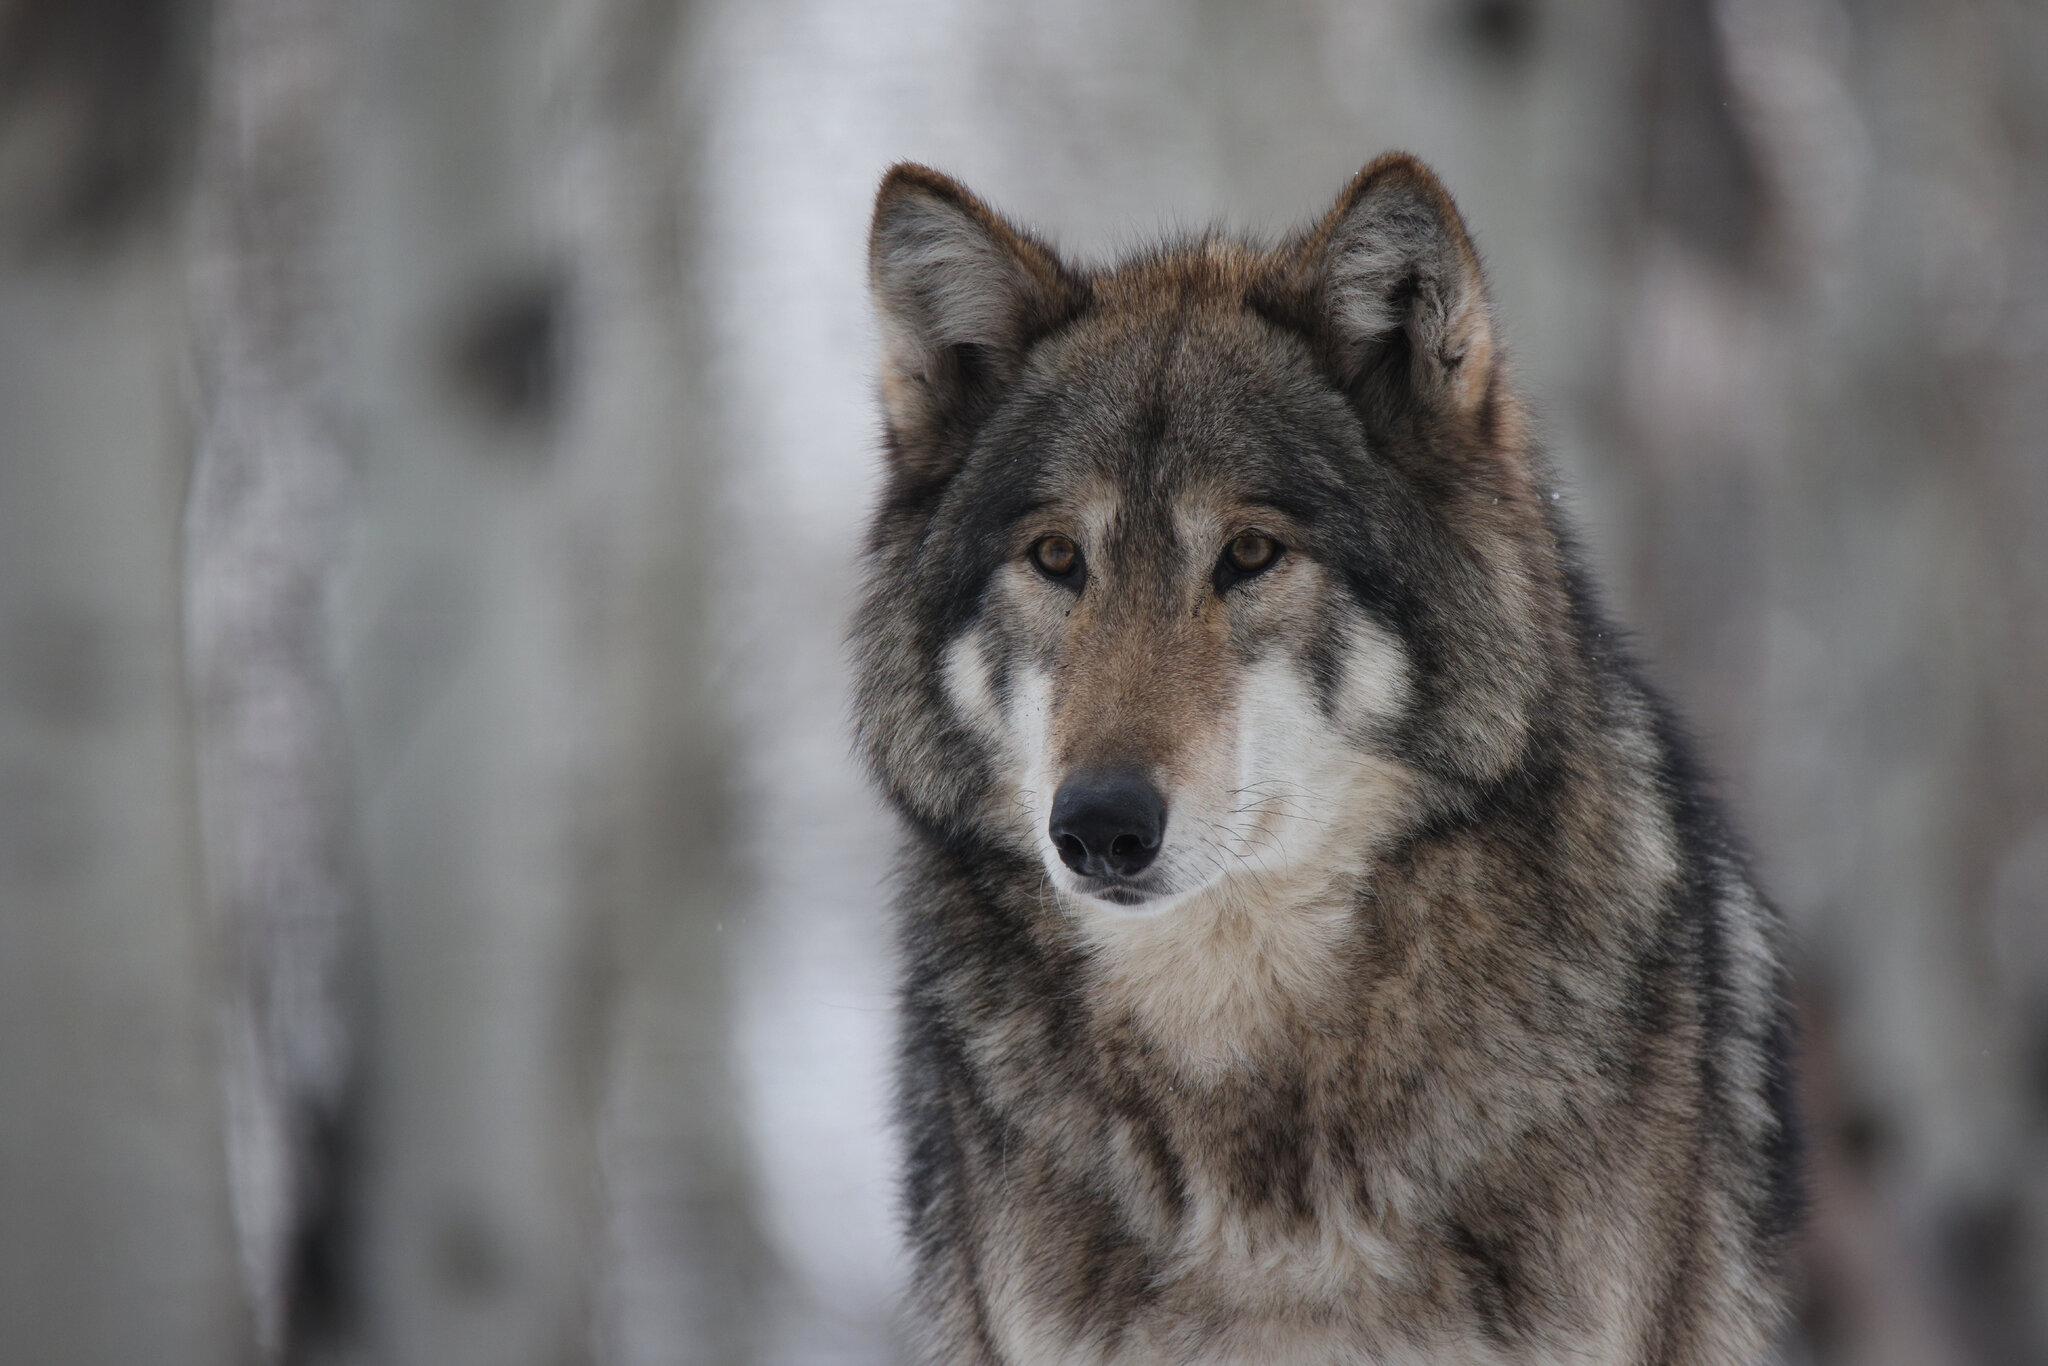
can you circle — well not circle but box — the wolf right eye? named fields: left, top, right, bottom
left=1030, top=535, right=1081, bottom=581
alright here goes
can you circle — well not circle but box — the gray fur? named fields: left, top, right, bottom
left=855, top=154, right=1797, bottom=1365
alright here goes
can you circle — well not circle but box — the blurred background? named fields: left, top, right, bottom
left=0, top=0, right=2043, bottom=1362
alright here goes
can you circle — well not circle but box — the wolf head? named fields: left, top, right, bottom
left=854, top=156, right=1575, bottom=914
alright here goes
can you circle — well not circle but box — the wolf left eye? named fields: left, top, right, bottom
left=1217, top=534, right=1280, bottom=587
left=1228, top=535, right=1278, bottom=572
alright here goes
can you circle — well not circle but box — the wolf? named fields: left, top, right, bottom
left=851, top=153, right=1798, bottom=1366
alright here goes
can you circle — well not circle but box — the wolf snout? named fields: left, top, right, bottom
left=1049, top=769, right=1166, bottom=879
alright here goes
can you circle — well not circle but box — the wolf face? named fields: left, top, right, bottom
left=857, top=157, right=1557, bottom=915
left=933, top=309, right=1419, bottom=914
left=854, top=157, right=1795, bottom=1366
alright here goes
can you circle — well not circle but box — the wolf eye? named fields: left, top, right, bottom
left=1030, top=534, right=1080, bottom=580
left=1225, top=535, right=1278, bottom=575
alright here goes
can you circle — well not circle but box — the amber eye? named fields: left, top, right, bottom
left=1225, top=534, right=1278, bottom=575
left=1031, top=534, right=1079, bottom=579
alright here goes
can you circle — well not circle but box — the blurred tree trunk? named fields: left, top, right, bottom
left=186, top=0, right=757, bottom=1362
left=0, top=241, right=246, bottom=1366
left=0, top=2, right=241, bottom=1363
left=0, top=212, right=244, bottom=1366
left=186, top=0, right=361, bottom=1357
left=550, top=3, right=770, bottom=1363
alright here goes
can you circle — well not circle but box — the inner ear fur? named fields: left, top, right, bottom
left=1260, top=153, right=1503, bottom=439
left=868, top=164, right=1089, bottom=491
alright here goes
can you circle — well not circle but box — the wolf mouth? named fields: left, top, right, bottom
left=1067, top=876, right=1167, bottom=910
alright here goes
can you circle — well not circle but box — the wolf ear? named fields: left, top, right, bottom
left=869, top=165, right=1087, bottom=489
left=1268, top=154, right=1500, bottom=430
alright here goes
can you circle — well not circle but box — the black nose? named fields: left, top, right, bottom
left=1049, top=769, right=1166, bottom=879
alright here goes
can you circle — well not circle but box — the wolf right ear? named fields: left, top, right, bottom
left=1264, top=154, right=1503, bottom=436
left=869, top=165, right=1088, bottom=490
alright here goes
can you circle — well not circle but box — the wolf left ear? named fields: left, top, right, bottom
left=1266, top=154, right=1500, bottom=431
left=869, top=165, right=1088, bottom=491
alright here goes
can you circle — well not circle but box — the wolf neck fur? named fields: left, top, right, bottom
left=1069, top=859, right=1371, bottom=1074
